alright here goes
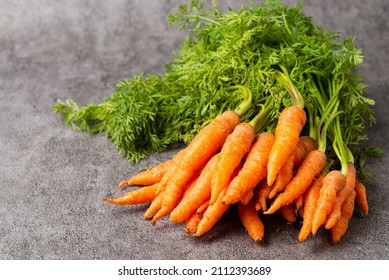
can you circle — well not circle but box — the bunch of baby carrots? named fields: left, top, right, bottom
left=104, top=67, right=370, bottom=244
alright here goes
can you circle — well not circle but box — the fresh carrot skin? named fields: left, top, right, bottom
left=269, top=136, right=317, bottom=199
left=185, top=211, right=202, bottom=235
left=298, top=174, right=324, bottom=242
left=331, top=190, right=356, bottom=243
left=195, top=189, right=230, bottom=237
left=325, top=164, right=356, bottom=229
left=268, top=154, right=294, bottom=199
left=210, top=122, right=255, bottom=205
left=185, top=200, right=210, bottom=235
left=255, top=180, right=272, bottom=211
left=151, top=110, right=240, bottom=223
left=240, top=188, right=254, bottom=205
left=267, top=105, right=306, bottom=186
left=121, top=160, right=174, bottom=187
left=170, top=154, right=219, bottom=223
left=144, top=192, right=163, bottom=220
left=292, top=136, right=318, bottom=167
left=238, top=199, right=265, bottom=242
left=222, top=132, right=275, bottom=205
left=279, top=204, right=296, bottom=224
left=294, top=194, right=304, bottom=214
left=355, top=180, right=369, bottom=214
left=264, top=149, right=327, bottom=215
left=104, top=182, right=161, bottom=205
left=312, top=170, right=346, bottom=235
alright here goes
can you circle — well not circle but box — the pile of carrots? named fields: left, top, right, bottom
left=104, top=68, right=369, bottom=243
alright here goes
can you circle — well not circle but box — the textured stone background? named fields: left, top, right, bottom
left=0, top=0, right=388, bottom=259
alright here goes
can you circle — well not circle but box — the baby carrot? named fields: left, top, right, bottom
left=222, top=132, right=275, bottom=205
left=255, top=180, right=272, bottom=212
left=150, top=110, right=240, bottom=223
left=279, top=204, right=296, bottom=224
left=104, top=182, right=161, bottom=205
left=170, top=154, right=219, bottom=223
left=331, top=190, right=356, bottom=243
left=269, top=136, right=317, bottom=199
left=185, top=201, right=209, bottom=235
left=238, top=199, right=265, bottom=242
left=267, top=105, right=306, bottom=186
left=264, top=149, right=327, bottom=215
left=312, top=170, right=346, bottom=235
left=120, top=160, right=174, bottom=187
left=210, top=122, right=255, bottom=204
left=298, top=173, right=324, bottom=242
left=268, top=155, right=294, bottom=199
left=355, top=180, right=369, bottom=214
left=325, top=163, right=356, bottom=229
left=194, top=189, right=230, bottom=237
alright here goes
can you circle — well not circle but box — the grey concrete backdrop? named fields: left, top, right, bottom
left=0, top=0, right=388, bottom=259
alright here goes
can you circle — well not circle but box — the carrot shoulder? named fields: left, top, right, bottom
left=222, top=132, right=275, bottom=205
left=210, top=122, right=255, bottom=205
left=238, top=199, right=265, bottom=242
left=267, top=105, right=306, bottom=186
left=264, top=149, right=327, bottom=215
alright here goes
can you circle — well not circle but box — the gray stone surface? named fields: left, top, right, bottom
left=0, top=0, right=388, bottom=260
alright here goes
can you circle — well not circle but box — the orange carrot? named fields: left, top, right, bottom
left=185, top=211, right=202, bottom=235
left=170, top=154, right=219, bottom=223
left=149, top=110, right=240, bottom=223
left=264, top=149, right=327, bottom=215
left=293, top=136, right=318, bottom=167
left=331, top=190, right=356, bottom=243
left=312, top=170, right=346, bottom=235
left=237, top=199, right=265, bottom=242
left=222, top=132, right=275, bottom=205
left=119, top=160, right=174, bottom=188
left=268, top=136, right=317, bottom=199
left=144, top=192, right=163, bottom=220
left=210, top=122, right=255, bottom=204
left=185, top=201, right=209, bottom=235
left=355, top=180, right=369, bottom=214
left=268, top=155, right=294, bottom=199
left=255, top=180, right=272, bottom=211
left=267, top=105, right=306, bottom=186
left=104, top=182, right=161, bottom=205
left=298, top=174, right=324, bottom=242
left=294, top=194, right=304, bottom=215
left=325, top=164, right=356, bottom=229
left=241, top=188, right=254, bottom=205
left=279, top=204, right=296, bottom=224
left=194, top=189, right=230, bottom=237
